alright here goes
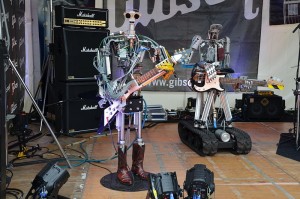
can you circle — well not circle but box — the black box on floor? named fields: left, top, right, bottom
left=242, top=93, right=285, bottom=121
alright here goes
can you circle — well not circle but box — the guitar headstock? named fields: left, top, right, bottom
left=173, top=48, right=193, bottom=65
left=266, top=77, right=284, bottom=90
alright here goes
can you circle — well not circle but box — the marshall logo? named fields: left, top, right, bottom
left=12, top=14, right=16, bottom=29
left=81, top=47, right=98, bottom=53
left=19, top=37, right=25, bottom=49
left=81, top=105, right=98, bottom=111
left=77, top=11, right=95, bottom=18
left=12, top=37, right=17, bottom=49
left=19, top=16, right=25, bottom=28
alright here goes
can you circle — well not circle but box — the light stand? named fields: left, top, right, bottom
left=294, top=80, right=300, bottom=150
left=29, top=0, right=56, bottom=133
left=0, top=0, right=71, bottom=170
left=0, top=40, right=8, bottom=199
left=293, top=24, right=300, bottom=150
left=7, top=59, right=72, bottom=168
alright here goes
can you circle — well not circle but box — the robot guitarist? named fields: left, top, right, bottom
left=94, top=11, right=182, bottom=185
left=178, top=24, right=233, bottom=129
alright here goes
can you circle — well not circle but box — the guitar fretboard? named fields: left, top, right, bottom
left=220, top=78, right=267, bottom=87
left=136, top=68, right=160, bottom=84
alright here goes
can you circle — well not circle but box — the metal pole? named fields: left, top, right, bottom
left=0, top=0, right=9, bottom=197
left=8, top=59, right=72, bottom=168
left=0, top=40, right=7, bottom=199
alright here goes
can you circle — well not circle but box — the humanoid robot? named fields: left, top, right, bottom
left=177, top=24, right=252, bottom=156
left=94, top=11, right=182, bottom=185
left=189, top=24, right=232, bottom=128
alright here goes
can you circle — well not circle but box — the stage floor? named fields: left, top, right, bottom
left=6, top=121, right=300, bottom=199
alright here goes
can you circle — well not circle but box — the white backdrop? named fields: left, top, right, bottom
left=24, top=0, right=299, bottom=112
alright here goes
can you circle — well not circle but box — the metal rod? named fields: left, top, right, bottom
left=8, top=59, right=72, bottom=168
left=0, top=40, right=7, bottom=199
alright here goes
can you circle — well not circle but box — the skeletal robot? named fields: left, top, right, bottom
left=177, top=24, right=252, bottom=156
left=94, top=11, right=182, bottom=185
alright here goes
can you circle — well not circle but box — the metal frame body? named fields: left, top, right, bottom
left=95, top=11, right=182, bottom=148
left=183, top=24, right=232, bottom=129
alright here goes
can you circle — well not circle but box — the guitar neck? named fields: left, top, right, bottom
left=220, top=77, right=267, bottom=87
left=136, top=68, right=160, bottom=84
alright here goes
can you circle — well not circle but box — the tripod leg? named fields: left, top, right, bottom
left=8, top=59, right=72, bottom=168
left=39, top=55, right=53, bottom=132
left=296, top=93, right=300, bottom=150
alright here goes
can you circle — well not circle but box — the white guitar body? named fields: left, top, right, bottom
left=193, top=75, right=225, bottom=92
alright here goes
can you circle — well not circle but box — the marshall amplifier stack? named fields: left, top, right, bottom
left=49, top=5, right=109, bottom=134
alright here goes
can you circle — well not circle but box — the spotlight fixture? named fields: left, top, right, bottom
left=148, top=172, right=183, bottom=199
left=183, top=164, right=215, bottom=199
left=25, top=162, right=70, bottom=199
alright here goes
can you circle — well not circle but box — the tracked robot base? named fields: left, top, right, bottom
left=178, top=120, right=252, bottom=156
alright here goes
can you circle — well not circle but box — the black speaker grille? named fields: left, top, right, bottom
left=54, top=27, right=109, bottom=81
left=242, top=94, right=285, bottom=121
left=50, top=81, right=103, bottom=134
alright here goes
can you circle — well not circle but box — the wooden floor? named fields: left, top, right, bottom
left=5, top=121, right=300, bottom=199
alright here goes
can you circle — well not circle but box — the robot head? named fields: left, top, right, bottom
left=124, top=10, right=141, bottom=23
left=208, top=24, right=223, bottom=40
left=124, top=11, right=141, bottom=38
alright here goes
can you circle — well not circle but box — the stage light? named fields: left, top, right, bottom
left=183, top=164, right=215, bottom=199
left=25, top=162, right=70, bottom=199
left=148, top=172, right=183, bottom=199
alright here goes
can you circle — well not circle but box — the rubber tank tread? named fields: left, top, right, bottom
left=178, top=120, right=218, bottom=156
left=225, top=127, right=252, bottom=154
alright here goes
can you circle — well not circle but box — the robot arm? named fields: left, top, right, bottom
left=174, top=35, right=203, bottom=65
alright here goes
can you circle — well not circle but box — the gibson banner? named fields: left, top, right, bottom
left=2, top=0, right=26, bottom=115
left=104, top=0, right=263, bottom=92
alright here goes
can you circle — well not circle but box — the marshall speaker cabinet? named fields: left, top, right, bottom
left=48, top=81, right=103, bottom=134
left=242, top=93, right=285, bottom=121
left=51, top=6, right=109, bottom=134
left=54, top=27, right=109, bottom=81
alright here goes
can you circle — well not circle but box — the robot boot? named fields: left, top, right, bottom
left=131, top=143, right=149, bottom=180
left=117, top=146, right=133, bottom=185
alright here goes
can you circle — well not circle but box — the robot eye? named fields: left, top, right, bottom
left=134, top=14, right=140, bottom=19
left=125, top=13, right=131, bottom=19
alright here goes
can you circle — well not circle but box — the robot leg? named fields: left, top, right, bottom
left=194, top=92, right=204, bottom=128
left=132, top=111, right=149, bottom=180
left=219, top=91, right=233, bottom=127
left=115, top=112, right=133, bottom=185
